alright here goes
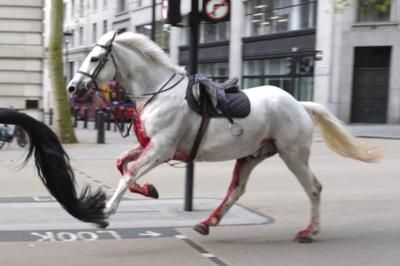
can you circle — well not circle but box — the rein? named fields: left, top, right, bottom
left=76, top=33, right=185, bottom=138
left=112, top=73, right=185, bottom=138
left=78, top=43, right=118, bottom=92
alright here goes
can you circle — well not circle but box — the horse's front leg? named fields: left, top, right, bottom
left=106, top=142, right=169, bottom=216
left=116, top=144, right=143, bottom=175
left=116, top=144, right=159, bottom=199
left=194, top=154, right=270, bottom=235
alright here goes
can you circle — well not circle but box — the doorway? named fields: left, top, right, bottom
left=351, top=46, right=391, bottom=123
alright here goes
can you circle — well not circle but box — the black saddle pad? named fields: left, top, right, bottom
left=185, top=76, right=251, bottom=118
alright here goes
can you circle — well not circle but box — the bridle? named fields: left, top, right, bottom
left=77, top=32, right=184, bottom=100
left=76, top=32, right=186, bottom=138
left=77, top=33, right=118, bottom=92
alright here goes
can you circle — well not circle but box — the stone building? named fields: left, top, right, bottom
left=315, top=0, right=400, bottom=123
left=0, top=0, right=44, bottom=119
left=61, top=0, right=400, bottom=124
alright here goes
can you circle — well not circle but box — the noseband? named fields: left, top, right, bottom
left=77, top=38, right=118, bottom=92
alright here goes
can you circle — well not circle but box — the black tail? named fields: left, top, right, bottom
left=0, top=108, right=108, bottom=227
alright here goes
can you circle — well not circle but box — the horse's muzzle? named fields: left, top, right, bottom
left=67, top=85, right=77, bottom=94
left=67, top=80, right=93, bottom=100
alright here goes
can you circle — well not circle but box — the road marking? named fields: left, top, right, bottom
left=0, top=228, right=177, bottom=242
left=138, top=230, right=162, bottom=238
left=175, top=234, right=228, bottom=266
left=32, top=196, right=55, bottom=202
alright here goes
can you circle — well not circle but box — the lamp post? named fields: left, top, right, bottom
left=151, top=0, right=156, bottom=41
left=184, top=0, right=200, bottom=212
left=63, top=31, right=73, bottom=81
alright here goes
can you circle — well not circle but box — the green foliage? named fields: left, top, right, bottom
left=48, top=0, right=77, bottom=143
left=333, top=0, right=392, bottom=13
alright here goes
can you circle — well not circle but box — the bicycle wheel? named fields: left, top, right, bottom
left=15, top=128, right=28, bottom=148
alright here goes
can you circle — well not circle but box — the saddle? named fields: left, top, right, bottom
left=186, top=74, right=251, bottom=121
left=185, top=75, right=251, bottom=162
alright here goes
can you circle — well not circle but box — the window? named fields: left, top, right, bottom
left=200, top=22, right=229, bottom=43
left=79, top=0, right=84, bottom=17
left=68, top=62, right=74, bottom=81
left=242, top=56, right=314, bottom=101
left=136, top=22, right=170, bottom=49
left=92, top=23, right=97, bottom=43
left=357, top=0, right=391, bottom=22
left=244, top=0, right=317, bottom=37
left=70, top=30, right=75, bottom=47
left=118, top=0, right=127, bottom=12
left=103, top=20, right=108, bottom=34
left=26, top=100, right=39, bottom=109
left=79, top=26, right=83, bottom=46
left=93, top=0, right=97, bottom=12
left=117, top=28, right=127, bottom=34
left=135, top=0, right=142, bottom=7
left=198, top=62, right=229, bottom=82
left=71, top=0, right=75, bottom=18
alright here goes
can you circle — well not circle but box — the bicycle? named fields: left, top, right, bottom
left=0, top=124, right=28, bottom=150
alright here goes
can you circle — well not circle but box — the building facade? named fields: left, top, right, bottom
left=315, top=0, right=400, bottom=123
left=0, top=0, right=44, bottom=119
left=61, top=0, right=399, bottom=124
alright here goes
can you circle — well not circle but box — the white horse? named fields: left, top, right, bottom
left=67, top=31, right=382, bottom=243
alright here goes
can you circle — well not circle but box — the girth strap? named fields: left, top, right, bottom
left=187, top=89, right=212, bottom=162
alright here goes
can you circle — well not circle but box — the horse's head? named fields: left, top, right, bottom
left=67, top=31, right=118, bottom=100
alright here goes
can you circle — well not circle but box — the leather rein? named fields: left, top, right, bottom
left=76, top=35, right=185, bottom=137
left=76, top=35, right=203, bottom=163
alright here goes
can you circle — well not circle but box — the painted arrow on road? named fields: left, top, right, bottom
left=138, top=231, right=162, bottom=237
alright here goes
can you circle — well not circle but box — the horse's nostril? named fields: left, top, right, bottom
left=68, top=86, right=76, bottom=94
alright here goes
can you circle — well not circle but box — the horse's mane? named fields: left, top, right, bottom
left=114, top=32, right=186, bottom=74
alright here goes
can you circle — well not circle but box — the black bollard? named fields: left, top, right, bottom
left=94, top=108, right=99, bottom=129
left=83, top=109, right=88, bottom=129
left=97, top=111, right=105, bottom=144
left=106, top=107, right=111, bottom=131
left=73, top=107, right=79, bottom=128
left=49, top=108, right=53, bottom=126
left=120, top=119, right=125, bottom=132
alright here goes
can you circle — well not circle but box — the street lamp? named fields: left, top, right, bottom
left=63, top=31, right=73, bottom=81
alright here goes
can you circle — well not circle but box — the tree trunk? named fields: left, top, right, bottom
left=48, top=0, right=77, bottom=143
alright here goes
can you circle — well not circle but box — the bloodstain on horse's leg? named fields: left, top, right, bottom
left=116, top=158, right=124, bottom=175
left=129, top=183, right=159, bottom=199
left=132, top=110, right=151, bottom=148
left=293, top=217, right=320, bottom=243
left=115, top=145, right=143, bottom=176
left=193, top=158, right=246, bottom=235
left=172, top=150, right=188, bottom=161
left=122, top=142, right=159, bottom=199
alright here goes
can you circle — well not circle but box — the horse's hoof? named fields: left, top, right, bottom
left=145, top=184, right=159, bottom=199
left=97, top=220, right=109, bottom=229
left=193, top=223, right=209, bottom=235
left=297, top=236, right=314, bottom=244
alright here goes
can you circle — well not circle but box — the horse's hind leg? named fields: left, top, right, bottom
left=279, top=148, right=322, bottom=243
left=193, top=154, right=271, bottom=235
left=116, top=144, right=159, bottom=199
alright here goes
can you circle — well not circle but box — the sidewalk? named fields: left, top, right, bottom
left=73, top=123, right=400, bottom=146
left=0, top=122, right=399, bottom=266
left=348, top=124, right=400, bottom=139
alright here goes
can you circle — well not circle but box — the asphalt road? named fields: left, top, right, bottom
left=0, top=131, right=399, bottom=266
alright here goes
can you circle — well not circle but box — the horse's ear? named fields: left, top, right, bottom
left=107, top=31, right=117, bottom=45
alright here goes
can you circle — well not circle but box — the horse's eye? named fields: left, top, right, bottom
left=90, top=56, right=100, bottom=62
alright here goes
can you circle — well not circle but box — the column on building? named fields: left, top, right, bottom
left=313, top=0, right=334, bottom=110
left=228, top=0, right=244, bottom=82
left=289, top=0, right=301, bottom=31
